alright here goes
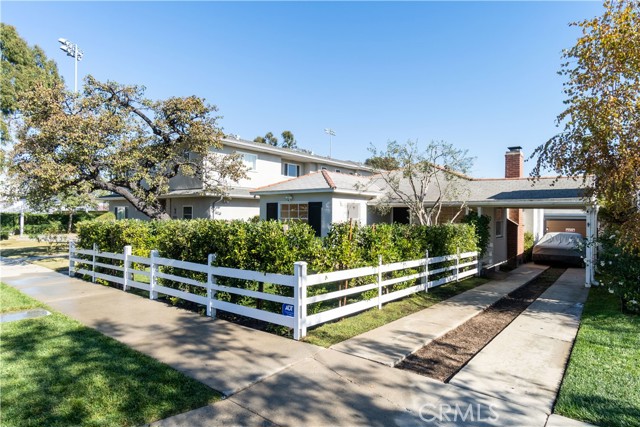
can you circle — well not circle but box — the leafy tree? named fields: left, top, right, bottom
left=254, top=132, right=278, bottom=146
left=9, top=76, right=247, bottom=220
left=281, top=130, right=297, bottom=149
left=532, top=0, right=640, bottom=249
left=364, top=155, right=400, bottom=170
left=367, top=140, right=474, bottom=226
left=0, top=23, right=60, bottom=143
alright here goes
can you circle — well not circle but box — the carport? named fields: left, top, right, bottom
left=466, top=176, right=598, bottom=288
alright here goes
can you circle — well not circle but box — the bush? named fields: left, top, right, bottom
left=597, top=229, right=640, bottom=314
left=462, top=213, right=491, bottom=255
left=75, top=219, right=480, bottom=318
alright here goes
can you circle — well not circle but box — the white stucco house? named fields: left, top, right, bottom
left=105, top=143, right=597, bottom=285
left=250, top=147, right=597, bottom=285
left=105, top=136, right=377, bottom=221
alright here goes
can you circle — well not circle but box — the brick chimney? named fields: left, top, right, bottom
left=504, top=146, right=525, bottom=267
left=505, top=146, right=524, bottom=178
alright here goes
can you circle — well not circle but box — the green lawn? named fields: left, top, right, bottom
left=0, top=283, right=220, bottom=427
left=555, top=286, right=640, bottom=427
left=304, top=276, right=489, bottom=347
left=0, top=237, right=70, bottom=273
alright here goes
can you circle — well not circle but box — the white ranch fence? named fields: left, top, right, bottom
left=69, top=242, right=479, bottom=340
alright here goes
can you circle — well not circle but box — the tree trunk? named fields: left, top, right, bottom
left=68, top=211, right=73, bottom=234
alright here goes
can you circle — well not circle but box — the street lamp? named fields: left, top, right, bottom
left=58, top=38, right=83, bottom=93
left=324, top=128, right=335, bottom=158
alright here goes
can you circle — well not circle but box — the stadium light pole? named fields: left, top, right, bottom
left=58, top=38, right=83, bottom=93
left=324, top=128, right=335, bottom=158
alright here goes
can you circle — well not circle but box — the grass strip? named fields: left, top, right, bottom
left=303, top=276, right=489, bottom=347
left=0, top=283, right=220, bottom=427
left=554, top=286, right=640, bottom=427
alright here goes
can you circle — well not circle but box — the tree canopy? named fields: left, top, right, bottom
left=368, top=140, right=474, bottom=225
left=253, top=130, right=297, bottom=149
left=10, top=76, right=247, bottom=219
left=532, top=0, right=640, bottom=249
left=364, top=155, right=400, bottom=171
left=0, top=23, right=60, bottom=142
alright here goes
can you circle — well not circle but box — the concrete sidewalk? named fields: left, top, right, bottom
left=331, top=263, right=548, bottom=366
left=449, top=268, right=589, bottom=413
left=1, top=260, right=319, bottom=396
left=2, top=259, right=592, bottom=426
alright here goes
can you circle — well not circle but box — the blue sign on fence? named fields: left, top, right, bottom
left=282, top=303, right=295, bottom=317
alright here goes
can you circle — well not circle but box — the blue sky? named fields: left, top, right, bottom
left=3, top=1, right=603, bottom=177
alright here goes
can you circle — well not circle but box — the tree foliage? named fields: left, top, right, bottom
left=9, top=76, right=247, bottom=219
left=364, top=155, right=400, bottom=170
left=281, top=130, right=297, bottom=149
left=254, top=131, right=278, bottom=146
left=532, top=0, right=640, bottom=249
left=368, top=140, right=474, bottom=226
left=0, top=23, right=60, bottom=143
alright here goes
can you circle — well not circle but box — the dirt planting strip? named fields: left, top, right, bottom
left=397, top=267, right=566, bottom=382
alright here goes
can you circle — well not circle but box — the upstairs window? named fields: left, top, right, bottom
left=283, top=163, right=300, bottom=177
left=240, top=152, right=257, bottom=171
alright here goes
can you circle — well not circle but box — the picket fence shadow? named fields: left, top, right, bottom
left=69, top=242, right=479, bottom=340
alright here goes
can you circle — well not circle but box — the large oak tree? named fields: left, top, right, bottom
left=10, top=76, right=247, bottom=219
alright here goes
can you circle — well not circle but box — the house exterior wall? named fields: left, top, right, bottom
left=108, top=200, right=150, bottom=220
left=331, top=195, right=370, bottom=226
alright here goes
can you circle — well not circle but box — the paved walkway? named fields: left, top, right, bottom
left=331, top=264, right=548, bottom=366
left=1, top=259, right=593, bottom=426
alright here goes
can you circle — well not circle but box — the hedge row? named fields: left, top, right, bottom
left=76, top=219, right=479, bottom=274
left=1, top=212, right=103, bottom=233
left=76, top=219, right=479, bottom=326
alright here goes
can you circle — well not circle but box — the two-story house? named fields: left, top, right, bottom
left=106, top=137, right=376, bottom=221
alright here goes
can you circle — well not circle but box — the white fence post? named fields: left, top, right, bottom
left=123, top=245, right=132, bottom=291
left=377, top=255, right=383, bottom=310
left=424, top=250, right=429, bottom=292
left=476, top=251, right=482, bottom=277
left=92, top=243, right=97, bottom=283
left=68, top=241, right=75, bottom=277
left=207, top=253, right=217, bottom=318
left=149, top=249, right=159, bottom=300
left=456, top=247, right=460, bottom=282
left=293, top=261, right=308, bottom=340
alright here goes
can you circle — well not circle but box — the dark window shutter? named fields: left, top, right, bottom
left=308, top=202, right=322, bottom=236
left=124, top=207, right=128, bottom=219
left=266, top=203, right=278, bottom=221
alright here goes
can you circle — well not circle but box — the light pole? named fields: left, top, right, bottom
left=58, top=38, right=83, bottom=93
left=324, top=128, right=335, bottom=158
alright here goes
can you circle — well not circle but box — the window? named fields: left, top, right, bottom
left=280, top=203, right=308, bottom=222
left=183, top=206, right=193, bottom=220
left=495, top=208, right=504, bottom=238
left=115, top=206, right=127, bottom=220
left=239, top=152, right=257, bottom=171
left=283, top=163, right=300, bottom=177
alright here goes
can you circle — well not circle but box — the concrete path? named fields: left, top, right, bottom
left=449, top=268, right=589, bottom=413
left=1, top=261, right=319, bottom=396
left=2, top=259, right=592, bottom=426
left=331, top=263, right=548, bottom=366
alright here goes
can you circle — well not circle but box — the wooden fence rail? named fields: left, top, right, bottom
left=69, top=242, right=478, bottom=340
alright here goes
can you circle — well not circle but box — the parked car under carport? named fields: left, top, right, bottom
left=532, top=232, right=585, bottom=267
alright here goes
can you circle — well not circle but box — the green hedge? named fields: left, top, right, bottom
left=0, top=212, right=103, bottom=233
left=76, top=219, right=478, bottom=272
left=76, top=219, right=479, bottom=324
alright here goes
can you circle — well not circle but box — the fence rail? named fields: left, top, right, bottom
left=69, top=242, right=478, bottom=340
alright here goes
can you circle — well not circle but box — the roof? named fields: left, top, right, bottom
left=252, top=169, right=593, bottom=208
left=222, top=137, right=376, bottom=172
left=100, top=187, right=256, bottom=201
left=251, top=170, right=384, bottom=196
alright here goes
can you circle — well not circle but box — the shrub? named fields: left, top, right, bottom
left=462, top=213, right=491, bottom=255
left=597, top=229, right=640, bottom=314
